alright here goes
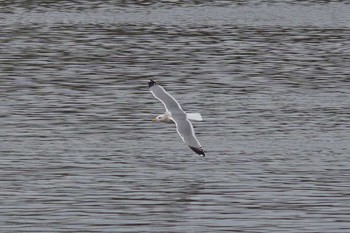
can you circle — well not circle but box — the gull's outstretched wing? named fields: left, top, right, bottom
left=148, top=79, right=184, bottom=113
left=173, top=116, right=205, bottom=156
left=148, top=79, right=205, bottom=156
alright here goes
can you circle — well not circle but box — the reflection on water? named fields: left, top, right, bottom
left=1, top=1, right=350, bottom=232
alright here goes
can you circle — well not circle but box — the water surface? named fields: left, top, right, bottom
left=1, top=1, right=350, bottom=232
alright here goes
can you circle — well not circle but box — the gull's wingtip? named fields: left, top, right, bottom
left=148, top=79, right=156, bottom=88
left=189, top=146, right=206, bottom=157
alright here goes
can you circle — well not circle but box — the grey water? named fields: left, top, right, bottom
left=1, top=1, right=350, bottom=232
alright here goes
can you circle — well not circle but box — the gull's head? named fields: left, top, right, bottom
left=152, top=114, right=166, bottom=123
left=152, top=114, right=174, bottom=123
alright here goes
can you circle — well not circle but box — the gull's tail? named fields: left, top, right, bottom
left=187, top=113, right=203, bottom=121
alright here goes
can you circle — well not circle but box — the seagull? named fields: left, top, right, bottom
left=148, top=79, right=205, bottom=156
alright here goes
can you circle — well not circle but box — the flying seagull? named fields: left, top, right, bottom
left=148, top=79, right=205, bottom=156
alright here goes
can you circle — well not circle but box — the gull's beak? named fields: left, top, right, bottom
left=152, top=118, right=157, bottom=122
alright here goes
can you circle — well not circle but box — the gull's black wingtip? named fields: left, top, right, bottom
left=148, top=79, right=156, bottom=88
left=189, top=146, right=206, bottom=157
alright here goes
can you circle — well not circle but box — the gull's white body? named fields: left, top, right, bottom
left=153, top=112, right=203, bottom=123
left=149, top=80, right=205, bottom=156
